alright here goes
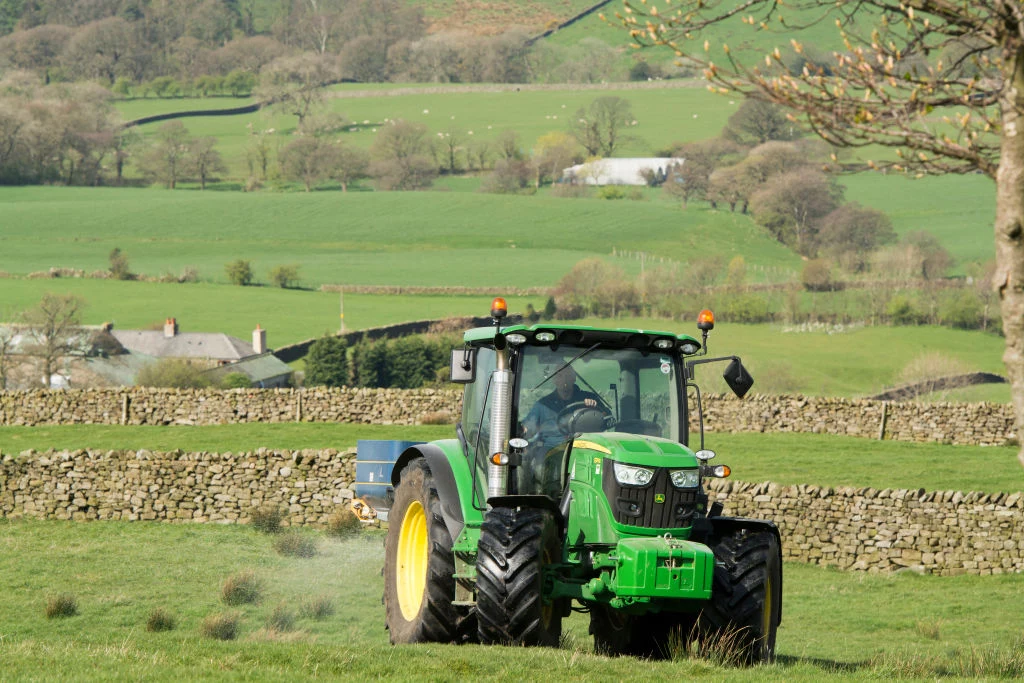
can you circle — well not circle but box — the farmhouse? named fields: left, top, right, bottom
left=561, top=157, right=682, bottom=186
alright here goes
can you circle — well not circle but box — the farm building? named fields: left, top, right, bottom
left=560, top=158, right=682, bottom=186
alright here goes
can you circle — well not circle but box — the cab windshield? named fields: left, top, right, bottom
left=516, top=345, right=682, bottom=450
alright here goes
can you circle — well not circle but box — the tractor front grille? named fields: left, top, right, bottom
left=601, top=464, right=700, bottom=529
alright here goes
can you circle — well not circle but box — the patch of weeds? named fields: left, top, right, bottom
left=298, top=595, right=335, bottom=620
left=45, top=594, right=78, bottom=619
left=266, top=603, right=297, bottom=632
left=272, top=530, right=319, bottom=558
left=201, top=611, right=240, bottom=641
left=221, top=569, right=263, bottom=605
left=327, top=508, right=362, bottom=538
left=250, top=505, right=284, bottom=534
left=146, top=608, right=176, bottom=632
left=669, top=622, right=753, bottom=668
left=915, top=619, right=942, bottom=640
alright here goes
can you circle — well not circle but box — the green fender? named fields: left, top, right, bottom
left=392, top=439, right=483, bottom=541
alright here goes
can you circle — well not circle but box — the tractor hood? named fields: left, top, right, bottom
left=570, top=432, right=700, bottom=469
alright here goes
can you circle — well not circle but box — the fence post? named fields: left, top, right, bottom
left=121, top=394, right=130, bottom=425
left=878, top=401, right=888, bottom=440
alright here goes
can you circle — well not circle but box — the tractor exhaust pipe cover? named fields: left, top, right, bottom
left=487, top=348, right=511, bottom=499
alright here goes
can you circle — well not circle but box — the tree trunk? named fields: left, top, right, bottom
left=995, top=46, right=1024, bottom=468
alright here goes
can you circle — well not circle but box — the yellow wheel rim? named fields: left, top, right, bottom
left=762, top=573, right=773, bottom=637
left=396, top=500, right=428, bottom=621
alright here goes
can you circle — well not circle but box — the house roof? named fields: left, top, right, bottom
left=206, top=353, right=293, bottom=385
left=111, top=330, right=255, bottom=361
left=0, top=324, right=125, bottom=357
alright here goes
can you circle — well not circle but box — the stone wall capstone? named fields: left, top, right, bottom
left=1, top=449, right=1020, bottom=576
left=0, top=388, right=1015, bottom=447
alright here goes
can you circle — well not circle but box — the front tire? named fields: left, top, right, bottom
left=698, top=530, right=782, bottom=665
left=476, top=507, right=562, bottom=647
left=384, top=459, right=459, bottom=644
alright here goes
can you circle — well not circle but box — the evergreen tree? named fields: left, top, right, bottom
left=305, top=335, right=348, bottom=387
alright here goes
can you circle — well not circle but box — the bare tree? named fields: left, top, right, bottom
left=749, top=168, right=844, bottom=255
left=723, top=99, right=800, bottom=146
left=280, top=136, right=338, bottom=191
left=616, top=0, right=1024, bottom=466
left=663, top=137, right=743, bottom=208
left=258, top=54, right=338, bottom=128
left=0, top=320, right=16, bottom=391
left=330, top=140, right=370, bottom=192
left=139, top=120, right=191, bottom=189
left=23, top=293, right=84, bottom=388
left=369, top=120, right=437, bottom=190
left=189, top=137, right=227, bottom=190
left=568, top=96, right=635, bottom=157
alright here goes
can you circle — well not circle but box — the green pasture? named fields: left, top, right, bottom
left=0, top=185, right=800, bottom=287
left=118, top=83, right=733, bottom=177
left=0, top=279, right=547, bottom=348
left=0, top=520, right=1021, bottom=680
left=1, top=425, right=1020, bottom=494
left=844, top=173, right=996, bottom=272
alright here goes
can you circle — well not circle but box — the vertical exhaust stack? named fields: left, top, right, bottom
left=487, top=298, right=510, bottom=500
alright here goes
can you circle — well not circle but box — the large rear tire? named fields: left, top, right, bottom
left=476, top=507, right=562, bottom=647
left=698, top=530, right=782, bottom=665
left=590, top=607, right=695, bottom=659
left=384, top=459, right=461, bottom=644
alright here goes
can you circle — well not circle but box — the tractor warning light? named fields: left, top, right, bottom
left=697, top=309, right=715, bottom=331
left=491, top=297, right=508, bottom=319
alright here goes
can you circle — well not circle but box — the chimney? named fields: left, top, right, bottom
left=164, top=317, right=178, bottom=338
left=253, top=324, right=266, bottom=354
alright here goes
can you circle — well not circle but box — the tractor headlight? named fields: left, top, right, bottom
left=669, top=469, right=700, bottom=488
left=613, top=462, right=654, bottom=487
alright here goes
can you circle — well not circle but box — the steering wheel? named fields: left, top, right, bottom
left=556, top=401, right=615, bottom=437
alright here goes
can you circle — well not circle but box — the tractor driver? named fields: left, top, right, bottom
left=521, top=365, right=603, bottom=454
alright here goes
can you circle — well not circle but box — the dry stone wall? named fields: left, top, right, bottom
left=706, top=479, right=1024, bottom=576
left=0, top=388, right=1016, bottom=447
left=1, top=448, right=1020, bottom=575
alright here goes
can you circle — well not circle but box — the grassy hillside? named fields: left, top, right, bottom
left=117, top=83, right=734, bottom=176
left=1, top=520, right=1021, bottom=680
left=0, top=186, right=801, bottom=287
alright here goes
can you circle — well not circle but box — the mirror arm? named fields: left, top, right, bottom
left=685, top=355, right=740, bottom=377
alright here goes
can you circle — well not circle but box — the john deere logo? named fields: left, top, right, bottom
left=654, top=494, right=666, bottom=504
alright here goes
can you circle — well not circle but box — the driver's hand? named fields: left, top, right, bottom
left=584, top=398, right=596, bottom=408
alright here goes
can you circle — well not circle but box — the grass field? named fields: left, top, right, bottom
left=1, top=425, right=1020, bottom=494
left=0, top=520, right=1021, bottom=680
left=0, top=185, right=802, bottom=287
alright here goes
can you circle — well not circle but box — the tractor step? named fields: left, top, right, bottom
left=452, top=600, right=476, bottom=607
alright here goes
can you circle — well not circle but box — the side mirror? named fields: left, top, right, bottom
left=450, top=348, right=477, bottom=384
left=723, top=358, right=754, bottom=398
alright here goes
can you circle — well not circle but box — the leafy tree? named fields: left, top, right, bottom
left=817, top=204, right=897, bottom=269
left=351, top=337, right=389, bottom=387
left=108, top=247, right=133, bottom=280
left=305, top=335, right=348, bottom=387
left=749, top=168, right=844, bottom=255
left=223, top=70, right=256, bottom=97
left=662, top=137, right=743, bottom=208
left=23, top=293, right=84, bottom=388
left=903, top=231, right=953, bottom=281
left=268, top=264, right=300, bottom=288
left=221, top=372, right=252, bottom=389
left=330, top=141, right=370, bottom=192
left=615, top=0, right=1024, bottom=466
left=225, top=259, right=254, bottom=286
left=369, top=120, right=436, bottom=191
left=568, top=96, right=634, bottom=157
left=801, top=259, right=834, bottom=292
left=480, top=158, right=534, bottom=194
left=722, top=99, right=800, bottom=146
left=532, top=131, right=579, bottom=188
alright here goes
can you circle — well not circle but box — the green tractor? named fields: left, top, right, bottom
left=375, top=299, right=781, bottom=662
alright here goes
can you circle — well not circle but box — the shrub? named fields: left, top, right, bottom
left=135, top=359, right=213, bottom=389
left=250, top=506, right=283, bottom=534
left=108, top=248, right=133, bottom=281
left=887, top=295, right=919, bottom=325
left=225, top=259, right=254, bottom=286
left=266, top=603, right=297, bottom=632
left=221, top=570, right=263, bottom=605
left=269, top=264, right=301, bottom=289
left=940, top=291, right=983, bottom=329
left=597, top=185, right=626, bottom=200
left=550, top=183, right=591, bottom=198
left=419, top=410, right=452, bottom=425
left=146, top=608, right=176, bottom=632
left=327, top=507, right=362, bottom=538
left=201, top=611, right=240, bottom=640
left=298, top=595, right=335, bottom=620
left=220, top=372, right=251, bottom=389
left=626, top=188, right=645, bottom=200
left=273, top=530, right=319, bottom=558
left=45, top=593, right=78, bottom=618
left=801, top=259, right=835, bottom=292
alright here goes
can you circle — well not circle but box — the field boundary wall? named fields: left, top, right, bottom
left=1, top=449, right=1019, bottom=575
left=0, top=388, right=1015, bottom=447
